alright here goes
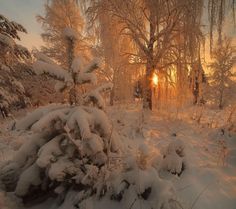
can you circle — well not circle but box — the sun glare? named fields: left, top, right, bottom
left=152, top=73, right=158, bottom=86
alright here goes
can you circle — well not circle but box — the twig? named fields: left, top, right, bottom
left=63, top=125, right=80, bottom=151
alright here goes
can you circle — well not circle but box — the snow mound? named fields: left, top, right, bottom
left=161, top=139, right=185, bottom=176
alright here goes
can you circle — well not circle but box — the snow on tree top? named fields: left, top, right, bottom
left=83, top=57, right=101, bottom=73
left=33, top=60, right=73, bottom=83
left=71, top=56, right=83, bottom=73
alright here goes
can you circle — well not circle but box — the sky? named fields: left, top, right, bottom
left=0, top=0, right=235, bottom=52
left=0, top=0, right=45, bottom=49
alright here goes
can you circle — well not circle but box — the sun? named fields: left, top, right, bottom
left=152, top=73, right=158, bottom=86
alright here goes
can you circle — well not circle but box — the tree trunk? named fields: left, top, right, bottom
left=143, top=61, right=153, bottom=110
left=110, top=87, right=115, bottom=106
left=219, top=89, right=223, bottom=109
left=67, top=38, right=77, bottom=105
left=218, top=72, right=224, bottom=109
left=110, top=68, right=117, bottom=106
left=143, top=8, right=155, bottom=110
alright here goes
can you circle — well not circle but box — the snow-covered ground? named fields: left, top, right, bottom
left=109, top=104, right=236, bottom=209
left=0, top=103, right=236, bottom=209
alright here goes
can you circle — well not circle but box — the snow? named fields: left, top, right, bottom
left=36, top=135, right=64, bottom=168
left=90, top=151, right=107, bottom=165
left=15, top=163, right=42, bottom=197
left=66, top=107, right=92, bottom=139
left=0, top=64, right=27, bottom=108
left=31, top=108, right=69, bottom=132
left=105, top=104, right=236, bottom=209
left=161, top=151, right=183, bottom=174
left=83, top=58, right=101, bottom=73
left=81, top=164, right=99, bottom=185
left=71, top=57, right=83, bottom=73
left=14, top=104, right=69, bottom=130
left=96, top=82, right=113, bottom=92
left=83, top=107, right=112, bottom=137
left=0, top=33, right=14, bottom=49
left=34, top=52, right=55, bottom=65
left=73, top=58, right=101, bottom=85
left=15, top=44, right=28, bottom=52
left=83, top=133, right=104, bottom=156
left=33, top=60, right=73, bottom=83
left=84, top=83, right=113, bottom=109
left=48, top=157, right=75, bottom=181
left=76, top=72, right=97, bottom=84
left=0, top=104, right=236, bottom=209
left=0, top=87, right=14, bottom=107
left=54, top=82, right=66, bottom=92
left=15, top=44, right=30, bottom=59
left=12, top=133, right=48, bottom=167
left=11, top=79, right=25, bottom=94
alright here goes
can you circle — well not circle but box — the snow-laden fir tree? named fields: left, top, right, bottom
left=208, top=37, right=236, bottom=109
left=0, top=14, right=30, bottom=62
left=0, top=41, right=184, bottom=209
left=0, top=14, right=31, bottom=117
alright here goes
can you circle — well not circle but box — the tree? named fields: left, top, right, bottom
left=84, top=0, right=236, bottom=110
left=93, top=13, right=137, bottom=105
left=0, top=14, right=30, bottom=64
left=37, top=0, right=91, bottom=69
left=208, top=37, right=236, bottom=109
left=0, top=14, right=31, bottom=117
left=84, top=0, right=207, bottom=109
left=0, top=52, right=184, bottom=209
left=32, top=43, right=105, bottom=106
left=208, top=0, right=236, bottom=53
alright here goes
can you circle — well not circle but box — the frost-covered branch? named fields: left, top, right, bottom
left=33, top=60, right=73, bottom=83
left=83, top=82, right=113, bottom=109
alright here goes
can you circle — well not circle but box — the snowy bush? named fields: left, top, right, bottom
left=0, top=191, right=22, bottom=209
left=0, top=101, right=122, bottom=196
left=0, top=23, right=183, bottom=208
left=0, top=55, right=183, bottom=209
left=161, top=139, right=185, bottom=176
left=0, top=55, right=119, bottom=205
left=1, top=122, right=183, bottom=209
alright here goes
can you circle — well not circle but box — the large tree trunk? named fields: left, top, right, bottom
left=143, top=7, right=156, bottom=110
left=192, top=60, right=204, bottom=105
left=143, top=61, right=153, bottom=110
